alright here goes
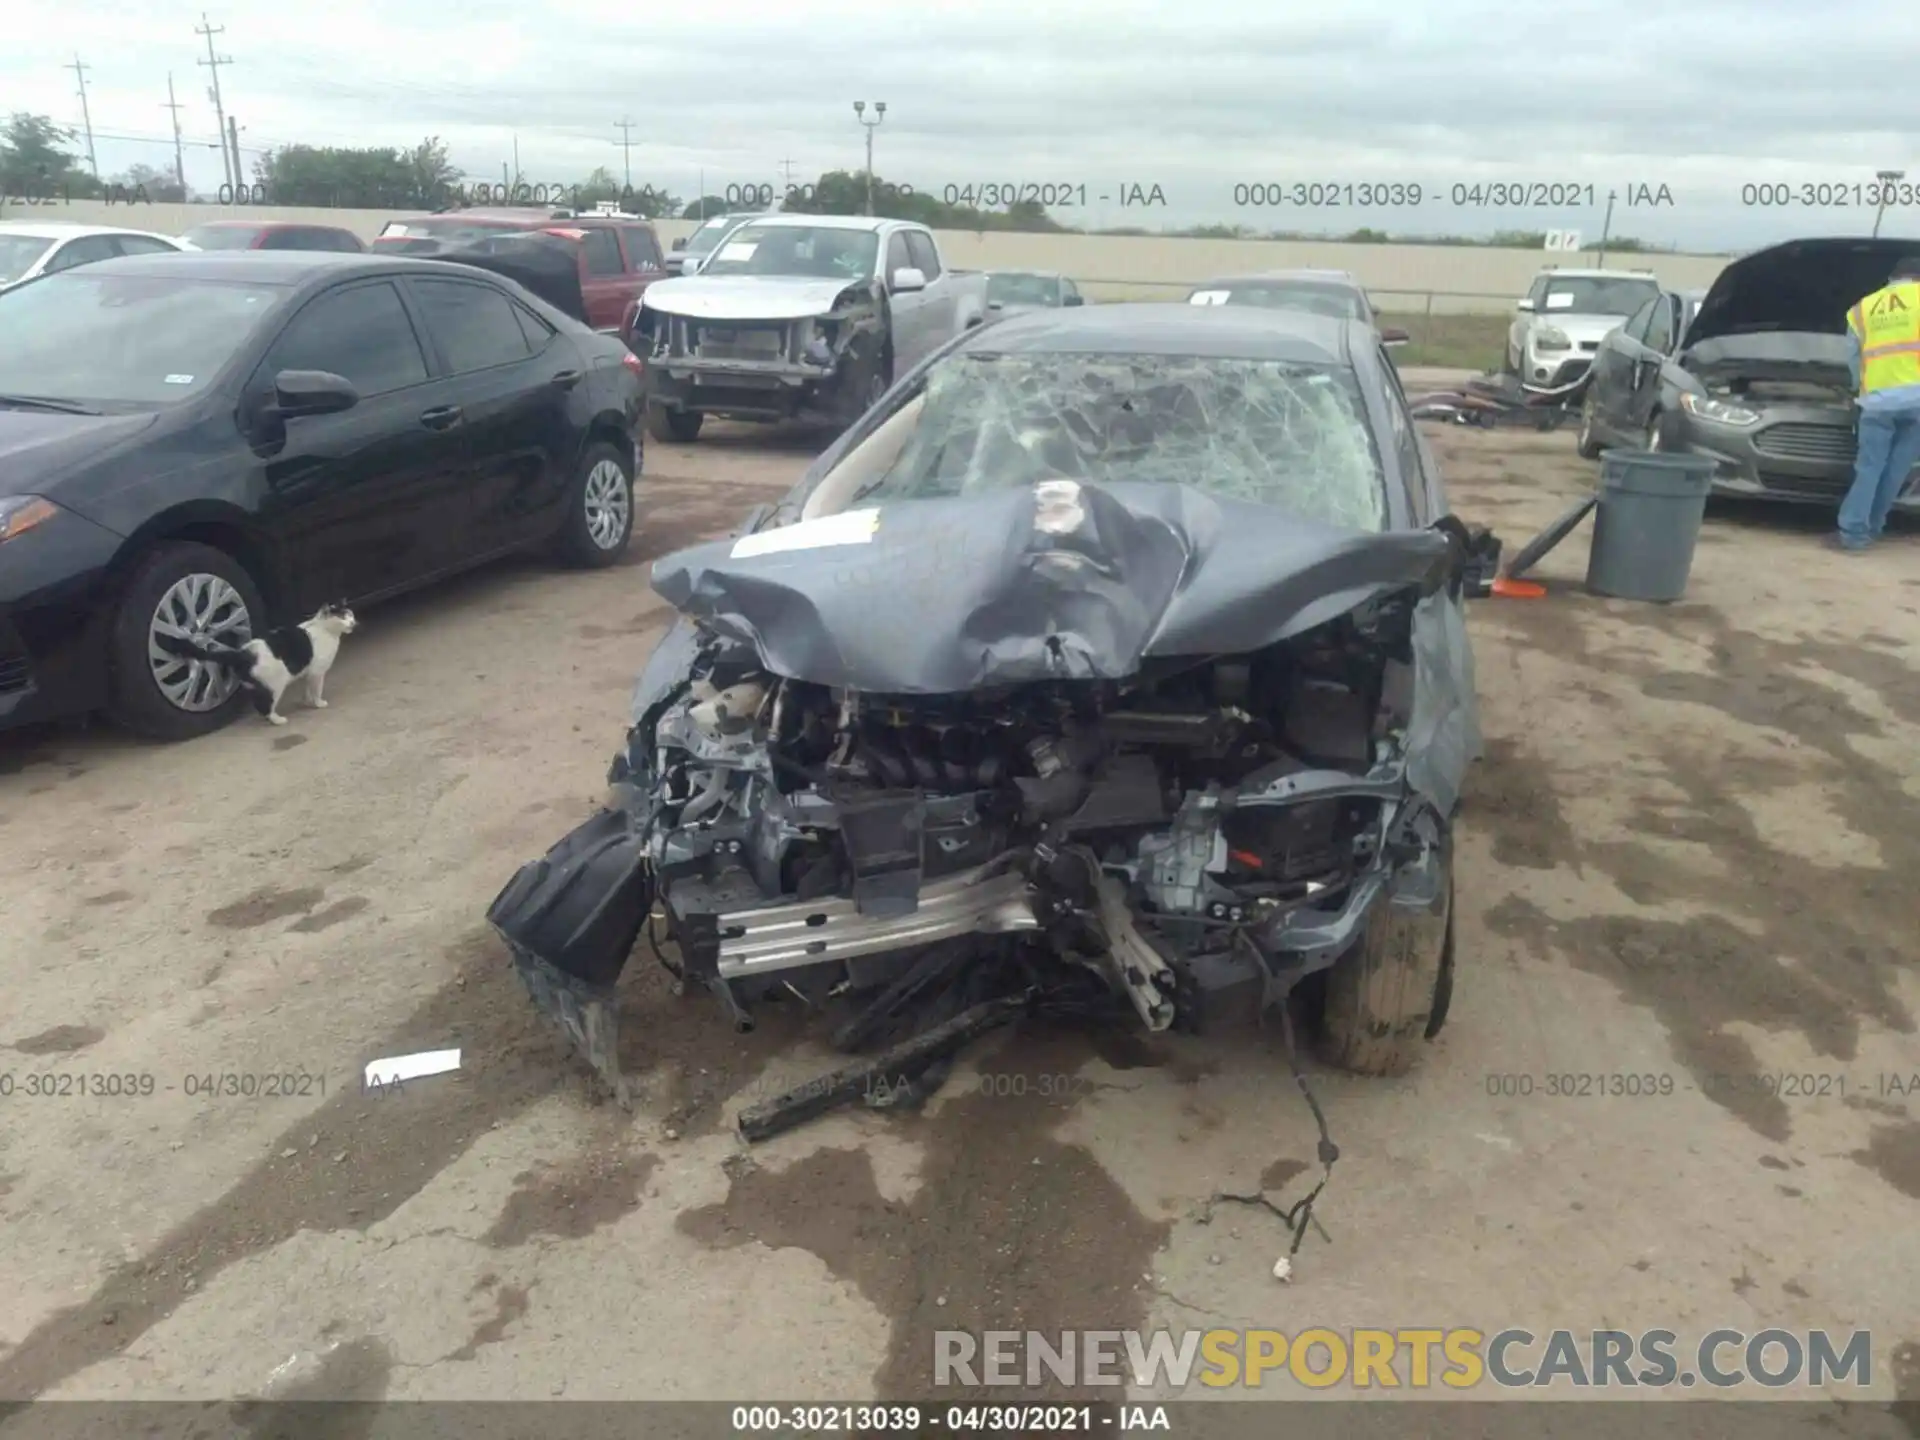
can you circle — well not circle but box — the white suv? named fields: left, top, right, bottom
left=1505, top=266, right=1661, bottom=390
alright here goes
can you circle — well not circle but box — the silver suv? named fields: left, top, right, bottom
left=1505, top=266, right=1661, bottom=390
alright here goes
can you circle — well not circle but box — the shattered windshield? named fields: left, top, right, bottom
left=697, top=224, right=879, bottom=280
left=859, top=351, right=1387, bottom=531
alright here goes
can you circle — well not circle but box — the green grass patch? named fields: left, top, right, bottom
left=1377, top=311, right=1509, bottom=371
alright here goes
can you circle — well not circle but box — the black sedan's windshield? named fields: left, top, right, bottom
left=697, top=224, right=879, bottom=280
left=0, top=273, right=285, bottom=407
left=860, top=351, right=1386, bottom=531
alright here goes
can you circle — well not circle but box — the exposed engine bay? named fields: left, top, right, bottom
left=489, top=477, right=1476, bottom=1162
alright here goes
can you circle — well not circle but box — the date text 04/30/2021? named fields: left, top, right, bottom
left=727, top=1404, right=1171, bottom=1432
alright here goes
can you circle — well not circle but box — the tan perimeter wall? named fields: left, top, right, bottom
left=6, top=199, right=1735, bottom=313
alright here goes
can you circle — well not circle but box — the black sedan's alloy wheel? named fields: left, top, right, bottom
left=107, top=541, right=266, bottom=741
left=555, top=440, right=635, bottom=568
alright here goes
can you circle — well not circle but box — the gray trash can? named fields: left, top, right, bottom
left=1586, top=449, right=1717, bottom=602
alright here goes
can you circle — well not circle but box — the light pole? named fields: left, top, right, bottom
left=853, top=100, right=886, bottom=215
left=1872, top=169, right=1905, bottom=238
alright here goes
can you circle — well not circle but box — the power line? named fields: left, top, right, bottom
left=614, top=117, right=635, bottom=189
left=67, top=55, right=98, bottom=177
left=194, top=12, right=235, bottom=191
left=162, top=74, right=187, bottom=191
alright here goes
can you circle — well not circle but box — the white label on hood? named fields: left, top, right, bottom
left=1544, top=292, right=1577, bottom=309
left=716, top=241, right=757, bottom=261
left=732, top=507, right=879, bottom=558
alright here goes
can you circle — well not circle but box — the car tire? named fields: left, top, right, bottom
left=1318, top=850, right=1454, bottom=1077
left=554, top=440, right=635, bottom=568
left=1576, top=392, right=1604, bottom=459
left=105, top=541, right=266, bottom=742
left=647, top=403, right=703, bottom=443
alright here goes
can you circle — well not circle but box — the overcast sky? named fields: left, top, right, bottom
left=8, top=0, right=1920, bottom=249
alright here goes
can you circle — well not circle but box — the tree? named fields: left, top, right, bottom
left=0, top=113, right=102, bottom=199
left=251, top=139, right=461, bottom=206
left=682, top=193, right=729, bottom=220
left=572, top=166, right=625, bottom=206
left=110, top=162, right=186, bottom=203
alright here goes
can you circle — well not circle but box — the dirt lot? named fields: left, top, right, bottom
left=0, top=417, right=1916, bottom=1414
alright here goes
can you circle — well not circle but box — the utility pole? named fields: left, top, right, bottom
left=195, top=14, right=234, bottom=192
left=162, top=74, right=188, bottom=193
left=68, top=56, right=99, bottom=177
left=227, top=116, right=243, bottom=197
left=852, top=101, right=886, bottom=216
left=1872, top=169, right=1905, bottom=238
left=1596, top=190, right=1617, bottom=269
left=615, top=118, right=636, bottom=190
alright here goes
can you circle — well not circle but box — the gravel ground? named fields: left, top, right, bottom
left=0, top=418, right=1916, bottom=1418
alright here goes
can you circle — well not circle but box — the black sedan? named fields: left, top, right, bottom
left=0, top=250, right=644, bottom=740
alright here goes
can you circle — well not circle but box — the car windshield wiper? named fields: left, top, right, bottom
left=0, top=393, right=102, bottom=416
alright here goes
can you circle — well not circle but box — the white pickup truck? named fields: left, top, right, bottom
left=630, top=214, right=990, bottom=441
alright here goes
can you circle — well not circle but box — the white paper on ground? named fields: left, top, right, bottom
left=364, top=1048, right=461, bottom=1088
left=732, top=507, right=880, bottom=558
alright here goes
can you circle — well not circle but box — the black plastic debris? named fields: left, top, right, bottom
left=1505, top=494, right=1599, bottom=581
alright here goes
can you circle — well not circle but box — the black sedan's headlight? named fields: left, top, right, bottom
left=0, top=495, right=61, bottom=546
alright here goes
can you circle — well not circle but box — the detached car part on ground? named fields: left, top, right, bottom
left=631, top=215, right=990, bottom=442
left=490, top=305, right=1482, bottom=1158
left=1578, top=237, right=1920, bottom=512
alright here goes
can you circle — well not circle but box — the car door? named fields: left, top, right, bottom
left=1589, top=297, right=1656, bottom=442
left=403, top=273, right=583, bottom=557
left=904, top=230, right=955, bottom=340
left=1621, top=295, right=1677, bottom=434
left=577, top=226, right=629, bottom=333
left=883, top=231, right=935, bottom=373
left=243, top=278, right=474, bottom=608
left=40, top=234, right=122, bottom=277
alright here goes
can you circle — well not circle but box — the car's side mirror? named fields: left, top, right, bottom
left=1063, top=293, right=1084, bottom=307
left=672, top=237, right=686, bottom=251
left=1380, top=326, right=1410, bottom=346
left=1515, top=298, right=1536, bottom=312
left=737, top=502, right=775, bottom=537
left=273, top=369, right=358, bottom=418
left=890, top=266, right=927, bottom=293
left=681, top=256, right=703, bottom=276
left=988, top=299, right=1004, bottom=311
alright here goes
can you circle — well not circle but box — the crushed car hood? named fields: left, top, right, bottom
left=639, top=275, right=865, bottom=321
left=1688, top=236, right=1920, bottom=344
left=650, top=480, right=1456, bottom=695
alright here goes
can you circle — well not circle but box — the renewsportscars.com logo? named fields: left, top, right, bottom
left=933, top=1328, right=1875, bottom=1391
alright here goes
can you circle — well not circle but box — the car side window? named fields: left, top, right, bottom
left=513, top=303, right=557, bottom=352
left=904, top=231, right=942, bottom=279
left=620, top=226, right=661, bottom=270
left=1061, top=278, right=1080, bottom=304
left=582, top=228, right=623, bottom=277
left=264, top=281, right=430, bottom=398
left=328, top=230, right=366, bottom=252
left=1526, top=275, right=1551, bottom=309
left=410, top=279, right=535, bottom=374
left=112, top=235, right=178, bottom=256
left=44, top=235, right=121, bottom=272
left=1643, top=296, right=1676, bottom=353
left=1377, top=353, right=1431, bottom=525
left=885, top=233, right=913, bottom=282
left=1622, top=298, right=1657, bottom=343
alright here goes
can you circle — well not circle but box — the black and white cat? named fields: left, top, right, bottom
left=159, top=602, right=357, bottom=726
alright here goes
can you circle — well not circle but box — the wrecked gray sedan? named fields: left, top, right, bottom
left=489, top=304, right=1483, bottom=1144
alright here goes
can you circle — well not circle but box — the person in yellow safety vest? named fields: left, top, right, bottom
left=1833, top=256, right=1920, bottom=551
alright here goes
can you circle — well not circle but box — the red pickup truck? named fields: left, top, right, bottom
left=371, top=208, right=668, bottom=334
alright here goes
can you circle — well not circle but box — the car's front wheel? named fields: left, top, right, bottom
left=554, top=441, right=635, bottom=568
left=647, top=403, right=703, bottom=443
left=1576, top=392, right=1604, bottom=459
left=106, top=541, right=266, bottom=741
left=1317, top=850, right=1454, bottom=1077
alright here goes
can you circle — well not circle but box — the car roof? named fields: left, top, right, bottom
left=730, top=214, right=897, bottom=232
left=958, top=302, right=1357, bottom=363
left=52, top=250, right=515, bottom=287
left=0, top=221, right=177, bottom=241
